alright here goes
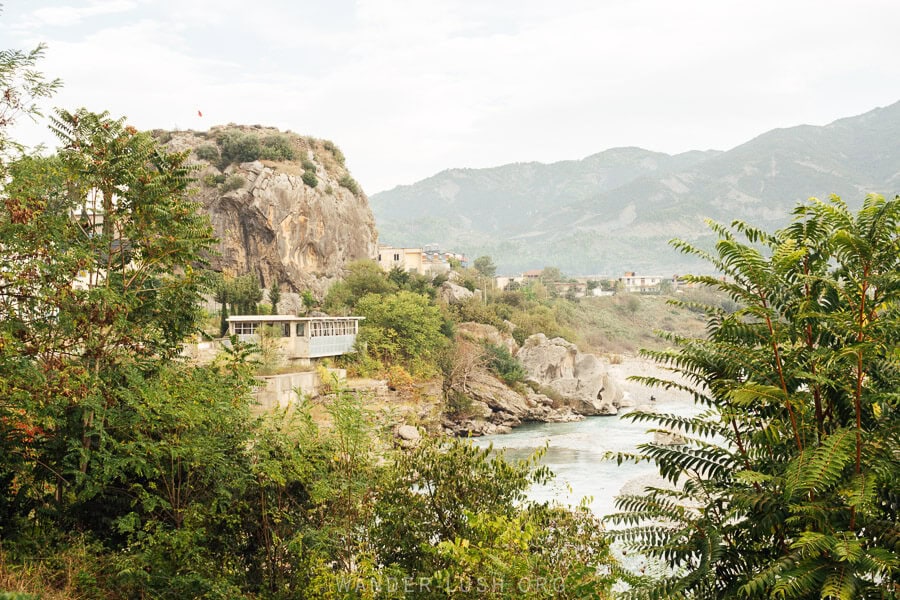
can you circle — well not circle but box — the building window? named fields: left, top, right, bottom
left=233, top=322, right=257, bottom=335
left=296, top=323, right=305, bottom=337
left=393, top=253, right=400, bottom=261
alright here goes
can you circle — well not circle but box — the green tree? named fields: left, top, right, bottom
left=374, top=438, right=615, bottom=598
left=473, top=255, right=497, bottom=278
left=355, top=290, right=449, bottom=371
left=323, top=259, right=397, bottom=312
left=608, top=194, right=900, bottom=599
left=0, top=109, right=219, bottom=572
left=268, top=279, right=281, bottom=313
left=540, top=266, right=563, bottom=282
left=622, top=293, right=640, bottom=322
left=227, top=273, right=263, bottom=314
left=0, top=43, right=61, bottom=165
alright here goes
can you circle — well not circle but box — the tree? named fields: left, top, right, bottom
left=608, top=195, right=900, bottom=599
left=622, top=293, right=640, bottom=322
left=268, top=279, right=281, bottom=313
left=0, top=108, right=216, bottom=547
left=0, top=43, right=61, bottom=167
left=355, top=290, right=449, bottom=372
left=473, top=255, right=497, bottom=278
left=373, top=438, right=615, bottom=598
left=540, top=266, right=563, bottom=282
left=323, top=259, right=397, bottom=312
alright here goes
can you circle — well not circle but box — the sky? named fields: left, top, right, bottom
left=4, top=0, right=900, bottom=194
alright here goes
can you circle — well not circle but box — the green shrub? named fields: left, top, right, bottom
left=222, top=174, right=245, bottom=192
left=301, top=157, right=316, bottom=171
left=151, top=129, right=172, bottom=144
left=259, top=133, right=295, bottom=161
left=216, top=130, right=261, bottom=166
left=338, top=174, right=360, bottom=195
left=194, top=144, right=219, bottom=162
left=301, top=170, right=318, bottom=188
left=482, top=341, right=527, bottom=386
left=444, top=389, right=475, bottom=418
left=450, top=297, right=505, bottom=329
left=201, top=172, right=226, bottom=187
left=323, top=140, right=345, bottom=165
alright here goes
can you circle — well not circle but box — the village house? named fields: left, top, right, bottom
left=618, top=271, right=668, bottom=294
left=376, top=244, right=467, bottom=275
left=376, top=246, right=424, bottom=273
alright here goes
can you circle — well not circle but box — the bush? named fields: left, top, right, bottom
left=449, top=297, right=505, bottom=330
left=482, top=341, right=527, bottom=386
left=444, top=389, right=475, bottom=418
left=301, top=170, right=318, bottom=188
left=338, top=174, right=360, bottom=195
left=259, top=134, right=295, bottom=161
left=323, top=140, right=345, bottom=165
left=194, top=144, right=219, bottom=162
left=222, top=174, right=245, bottom=192
left=201, top=173, right=226, bottom=187
left=151, top=129, right=172, bottom=144
left=386, top=365, right=415, bottom=392
left=356, top=291, right=448, bottom=371
left=216, top=130, right=261, bottom=166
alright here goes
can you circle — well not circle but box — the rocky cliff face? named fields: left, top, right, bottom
left=163, top=126, right=378, bottom=295
left=517, top=333, right=624, bottom=415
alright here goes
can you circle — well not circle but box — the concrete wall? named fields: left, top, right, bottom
left=252, top=368, right=346, bottom=411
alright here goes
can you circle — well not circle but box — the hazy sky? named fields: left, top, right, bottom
left=5, top=0, right=900, bottom=194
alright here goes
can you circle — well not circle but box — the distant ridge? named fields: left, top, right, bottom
left=371, top=101, right=900, bottom=275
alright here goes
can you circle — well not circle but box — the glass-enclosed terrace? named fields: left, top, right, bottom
left=227, top=315, right=364, bottom=359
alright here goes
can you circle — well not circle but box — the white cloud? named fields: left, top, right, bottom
left=6, top=0, right=900, bottom=192
left=15, top=0, right=138, bottom=29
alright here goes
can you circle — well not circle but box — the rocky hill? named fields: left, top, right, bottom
left=162, top=126, right=378, bottom=294
left=371, top=101, right=900, bottom=275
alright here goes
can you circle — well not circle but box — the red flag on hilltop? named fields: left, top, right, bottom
left=198, top=110, right=203, bottom=117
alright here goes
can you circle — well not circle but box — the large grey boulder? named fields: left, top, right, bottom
left=395, top=424, right=422, bottom=448
left=517, top=334, right=623, bottom=415
left=442, top=357, right=582, bottom=436
left=438, top=281, right=475, bottom=304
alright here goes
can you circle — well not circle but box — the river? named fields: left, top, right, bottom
left=470, top=397, right=700, bottom=519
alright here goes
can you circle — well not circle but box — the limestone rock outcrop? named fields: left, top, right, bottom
left=516, top=334, right=623, bottom=415
left=443, top=356, right=581, bottom=437
left=166, top=127, right=378, bottom=296
left=456, top=322, right=518, bottom=354
left=438, top=281, right=475, bottom=304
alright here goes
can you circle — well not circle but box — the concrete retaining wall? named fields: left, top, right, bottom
left=253, top=368, right=347, bottom=411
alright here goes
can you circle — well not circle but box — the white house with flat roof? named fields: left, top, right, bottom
left=227, top=315, right=363, bottom=365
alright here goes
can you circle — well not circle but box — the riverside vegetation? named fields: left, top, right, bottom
left=3, top=42, right=899, bottom=600
left=0, top=46, right=614, bottom=599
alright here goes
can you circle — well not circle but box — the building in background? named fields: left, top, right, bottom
left=376, top=244, right=468, bottom=275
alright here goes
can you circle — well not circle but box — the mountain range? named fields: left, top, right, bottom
left=370, top=101, right=900, bottom=276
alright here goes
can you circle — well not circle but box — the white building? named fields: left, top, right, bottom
left=619, top=271, right=665, bottom=294
left=227, top=315, right=363, bottom=365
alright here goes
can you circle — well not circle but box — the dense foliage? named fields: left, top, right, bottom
left=324, top=260, right=454, bottom=377
left=608, top=195, right=900, bottom=599
left=214, top=129, right=296, bottom=167
left=0, top=46, right=615, bottom=598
